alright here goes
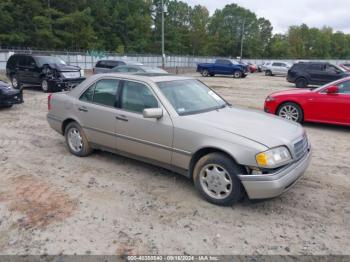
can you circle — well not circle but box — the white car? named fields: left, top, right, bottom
left=265, top=62, right=291, bottom=76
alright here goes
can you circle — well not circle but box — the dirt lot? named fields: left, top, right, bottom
left=0, top=73, right=349, bottom=255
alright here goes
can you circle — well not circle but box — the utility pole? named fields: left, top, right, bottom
left=47, top=0, right=52, bottom=32
left=161, top=0, right=165, bottom=68
left=240, top=16, right=246, bottom=61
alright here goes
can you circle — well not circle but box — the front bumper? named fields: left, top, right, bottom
left=47, top=77, right=86, bottom=91
left=239, top=148, right=312, bottom=199
left=0, top=90, right=23, bottom=107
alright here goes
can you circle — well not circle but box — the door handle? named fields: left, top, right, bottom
left=115, top=114, right=128, bottom=122
left=78, top=106, right=88, bottom=112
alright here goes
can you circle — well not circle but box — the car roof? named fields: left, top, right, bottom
left=92, top=73, right=193, bottom=83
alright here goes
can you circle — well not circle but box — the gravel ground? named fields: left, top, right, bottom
left=0, top=72, right=349, bottom=255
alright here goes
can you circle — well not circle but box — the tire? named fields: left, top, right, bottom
left=277, top=102, right=304, bottom=123
left=41, top=79, right=50, bottom=93
left=265, top=70, right=272, bottom=76
left=295, top=78, right=308, bottom=88
left=11, top=75, right=21, bottom=89
left=201, top=69, right=209, bottom=77
left=193, top=153, right=244, bottom=206
left=65, top=122, right=93, bottom=157
left=233, top=71, right=242, bottom=79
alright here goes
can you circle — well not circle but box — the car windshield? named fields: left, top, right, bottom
left=36, top=56, right=66, bottom=66
left=334, top=64, right=347, bottom=72
left=230, top=59, right=240, bottom=64
left=313, top=78, right=346, bottom=92
left=157, top=79, right=227, bottom=116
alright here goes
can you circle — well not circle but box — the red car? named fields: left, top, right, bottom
left=248, top=63, right=257, bottom=73
left=264, top=77, right=350, bottom=126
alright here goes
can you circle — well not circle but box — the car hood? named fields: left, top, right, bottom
left=270, top=88, right=313, bottom=97
left=48, top=64, right=80, bottom=72
left=187, top=106, right=304, bottom=148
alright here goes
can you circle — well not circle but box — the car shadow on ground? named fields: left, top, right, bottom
left=304, top=122, right=350, bottom=133
left=94, top=149, right=289, bottom=209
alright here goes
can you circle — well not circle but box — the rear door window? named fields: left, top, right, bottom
left=93, top=79, right=120, bottom=107
left=80, top=79, right=120, bottom=107
left=121, top=81, right=158, bottom=113
left=308, top=64, right=324, bottom=71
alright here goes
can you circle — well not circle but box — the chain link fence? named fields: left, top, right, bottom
left=1, top=49, right=350, bottom=71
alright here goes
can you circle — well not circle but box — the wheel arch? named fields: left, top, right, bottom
left=189, top=147, right=245, bottom=180
left=62, top=118, right=80, bottom=135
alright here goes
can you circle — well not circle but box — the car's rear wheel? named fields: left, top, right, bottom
left=295, top=78, right=308, bottom=88
left=65, top=122, right=93, bottom=157
left=193, top=153, right=244, bottom=206
left=233, top=71, right=242, bottom=78
left=277, top=102, right=303, bottom=123
left=265, top=70, right=272, bottom=76
left=11, top=75, right=20, bottom=89
left=201, top=69, right=209, bottom=77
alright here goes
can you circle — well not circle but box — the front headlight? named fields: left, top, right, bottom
left=80, top=69, right=85, bottom=77
left=256, top=146, right=292, bottom=168
left=265, top=96, right=276, bottom=102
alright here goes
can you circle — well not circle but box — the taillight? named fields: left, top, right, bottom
left=48, top=94, right=52, bottom=111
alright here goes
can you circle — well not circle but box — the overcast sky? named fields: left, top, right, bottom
left=186, top=0, right=350, bottom=34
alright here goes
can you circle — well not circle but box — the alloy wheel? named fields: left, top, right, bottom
left=67, top=128, right=83, bottom=153
left=278, top=105, right=299, bottom=122
left=199, top=164, right=233, bottom=200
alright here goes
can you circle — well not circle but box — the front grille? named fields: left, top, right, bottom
left=294, top=135, right=308, bottom=160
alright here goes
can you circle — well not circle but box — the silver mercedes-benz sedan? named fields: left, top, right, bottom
left=47, top=73, right=312, bottom=206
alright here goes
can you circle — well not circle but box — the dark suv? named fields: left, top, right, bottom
left=287, top=62, right=350, bottom=88
left=6, top=54, right=86, bottom=92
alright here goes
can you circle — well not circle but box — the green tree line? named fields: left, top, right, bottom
left=1, top=0, right=350, bottom=58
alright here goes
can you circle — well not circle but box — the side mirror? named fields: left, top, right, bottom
left=326, top=86, right=339, bottom=94
left=143, top=108, right=163, bottom=119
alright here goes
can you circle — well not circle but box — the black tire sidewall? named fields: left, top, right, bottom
left=41, top=79, right=50, bottom=93
left=202, top=70, right=209, bottom=77
left=11, top=75, right=20, bottom=89
left=65, top=122, right=92, bottom=157
left=296, top=78, right=307, bottom=88
left=265, top=70, right=272, bottom=76
left=233, top=71, right=242, bottom=78
left=193, top=153, right=243, bottom=206
left=277, top=102, right=304, bottom=123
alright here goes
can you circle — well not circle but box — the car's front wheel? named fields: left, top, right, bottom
left=65, top=122, right=93, bottom=157
left=11, top=75, right=20, bottom=89
left=277, top=102, right=303, bottom=123
left=41, top=79, right=50, bottom=93
left=193, top=153, right=244, bottom=206
left=265, top=70, right=272, bottom=76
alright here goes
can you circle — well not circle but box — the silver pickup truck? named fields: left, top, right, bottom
left=47, top=73, right=311, bottom=206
